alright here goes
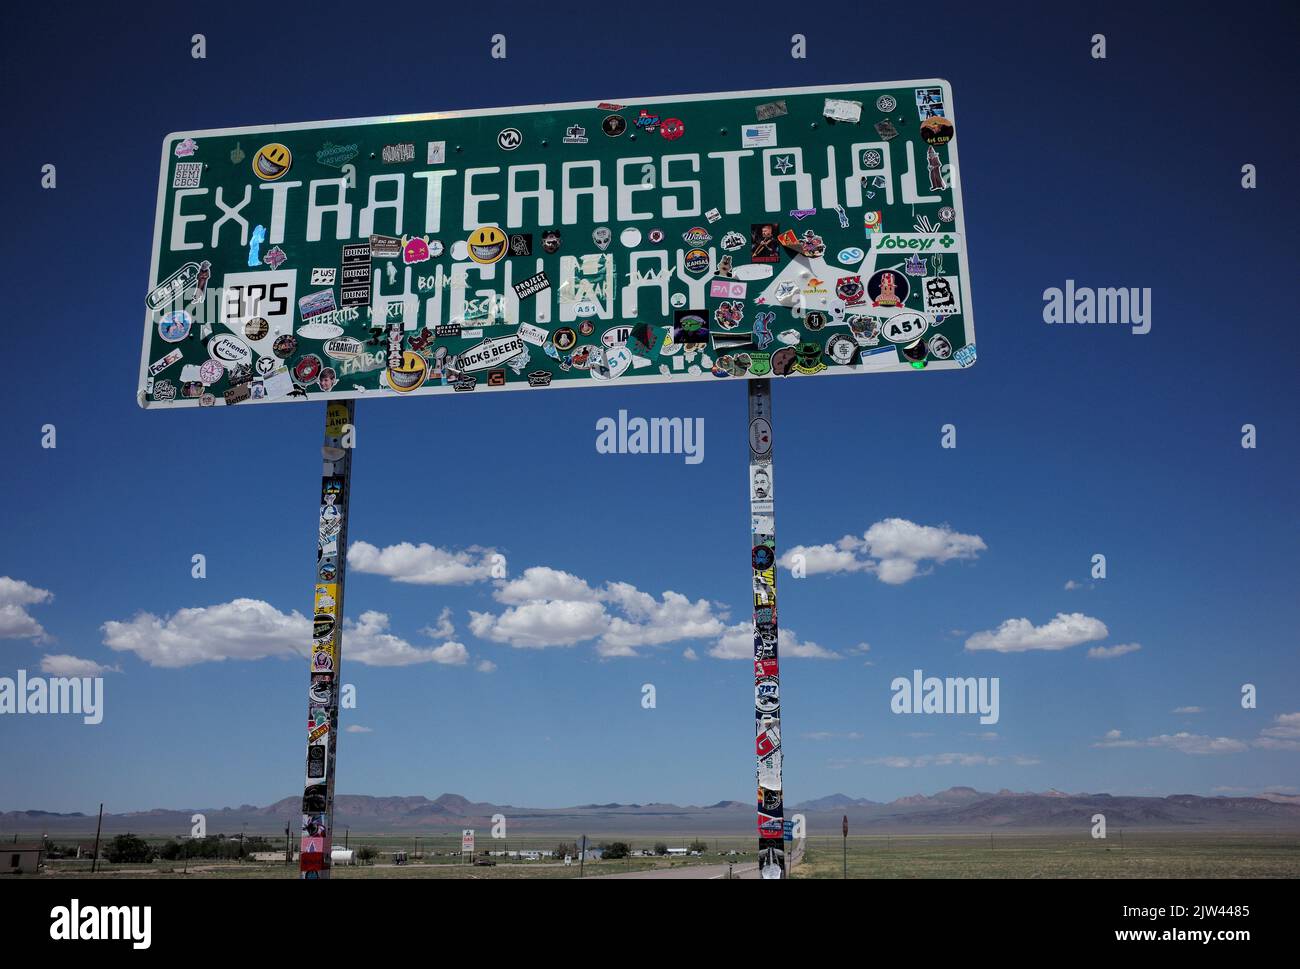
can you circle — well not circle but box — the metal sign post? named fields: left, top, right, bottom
left=750, top=379, right=785, bottom=879
left=299, top=400, right=355, bottom=879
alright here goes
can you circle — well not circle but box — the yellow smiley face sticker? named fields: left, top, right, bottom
left=386, top=351, right=428, bottom=393
left=253, top=143, right=292, bottom=181
left=468, top=226, right=508, bottom=265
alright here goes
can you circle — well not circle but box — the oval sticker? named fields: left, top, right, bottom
left=880, top=311, right=931, bottom=344
left=208, top=334, right=252, bottom=365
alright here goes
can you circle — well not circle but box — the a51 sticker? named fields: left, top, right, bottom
left=880, top=311, right=930, bottom=344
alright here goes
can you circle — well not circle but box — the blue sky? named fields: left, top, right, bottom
left=1, top=1, right=1297, bottom=814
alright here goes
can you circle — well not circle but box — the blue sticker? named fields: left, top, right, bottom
left=158, top=310, right=193, bottom=343
left=837, top=247, right=865, bottom=264
left=248, top=224, right=266, bottom=267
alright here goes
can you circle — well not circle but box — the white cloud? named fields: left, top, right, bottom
left=1254, top=712, right=1300, bottom=751
left=494, top=567, right=601, bottom=605
left=599, top=585, right=727, bottom=657
left=472, top=567, right=730, bottom=656
left=1087, top=642, right=1142, bottom=660
left=709, top=623, right=753, bottom=660
left=348, top=541, right=501, bottom=586
left=0, top=577, right=54, bottom=641
left=779, top=629, right=839, bottom=659
left=103, top=598, right=306, bottom=668
left=1093, top=730, right=1248, bottom=755
left=346, top=612, right=469, bottom=667
left=1172, top=706, right=1203, bottom=714
left=421, top=607, right=456, bottom=640
left=40, top=654, right=120, bottom=676
left=779, top=518, right=985, bottom=584
left=469, top=600, right=608, bottom=649
left=346, top=725, right=373, bottom=734
left=103, top=599, right=474, bottom=668
left=965, top=612, right=1108, bottom=653
left=779, top=543, right=865, bottom=576
left=1064, top=579, right=1082, bottom=590
left=708, top=624, right=839, bottom=660
left=475, top=659, right=497, bottom=674
left=682, top=648, right=699, bottom=661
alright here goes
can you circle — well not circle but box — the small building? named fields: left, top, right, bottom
left=5, top=845, right=46, bottom=874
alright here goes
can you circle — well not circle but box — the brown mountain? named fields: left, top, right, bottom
left=3, top=788, right=1298, bottom=837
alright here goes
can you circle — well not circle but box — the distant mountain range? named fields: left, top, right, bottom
left=5, top=788, right=1298, bottom=837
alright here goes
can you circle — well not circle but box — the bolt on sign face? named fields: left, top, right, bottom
left=138, top=80, right=975, bottom=409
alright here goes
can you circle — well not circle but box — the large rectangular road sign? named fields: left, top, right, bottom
left=139, top=80, right=974, bottom=409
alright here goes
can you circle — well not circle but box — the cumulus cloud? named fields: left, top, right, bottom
left=471, top=566, right=728, bottom=656
left=0, top=577, right=54, bottom=641
left=103, top=598, right=306, bottom=668
left=1092, top=730, right=1248, bottom=755
left=103, top=599, right=474, bottom=668
left=472, top=565, right=847, bottom=659
left=1254, top=712, right=1300, bottom=751
left=40, top=654, right=121, bottom=676
left=600, top=584, right=727, bottom=656
left=348, top=541, right=502, bottom=586
left=708, top=624, right=839, bottom=660
left=475, top=659, right=497, bottom=674
left=779, top=518, right=985, bottom=584
left=469, top=599, right=609, bottom=649
left=494, top=567, right=601, bottom=605
left=965, top=613, right=1109, bottom=653
left=1087, top=642, right=1142, bottom=660
left=345, top=612, right=470, bottom=666
left=346, top=725, right=373, bottom=734
left=421, top=607, right=456, bottom=640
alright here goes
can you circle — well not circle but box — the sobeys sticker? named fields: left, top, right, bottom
left=871, top=232, right=962, bottom=254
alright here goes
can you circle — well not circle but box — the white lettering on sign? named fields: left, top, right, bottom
left=165, top=145, right=933, bottom=252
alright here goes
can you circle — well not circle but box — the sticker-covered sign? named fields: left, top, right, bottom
left=139, top=80, right=974, bottom=409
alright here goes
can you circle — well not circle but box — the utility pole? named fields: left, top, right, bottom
left=579, top=835, right=586, bottom=878
left=91, top=803, right=103, bottom=874
left=842, top=815, right=848, bottom=878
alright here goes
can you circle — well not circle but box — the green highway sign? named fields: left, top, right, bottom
left=138, top=80, right=975, bottom=409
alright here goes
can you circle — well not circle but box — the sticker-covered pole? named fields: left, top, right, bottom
left=300, top=400, right=355, bottom=879
left=749, top=378, right=785, bottom=879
